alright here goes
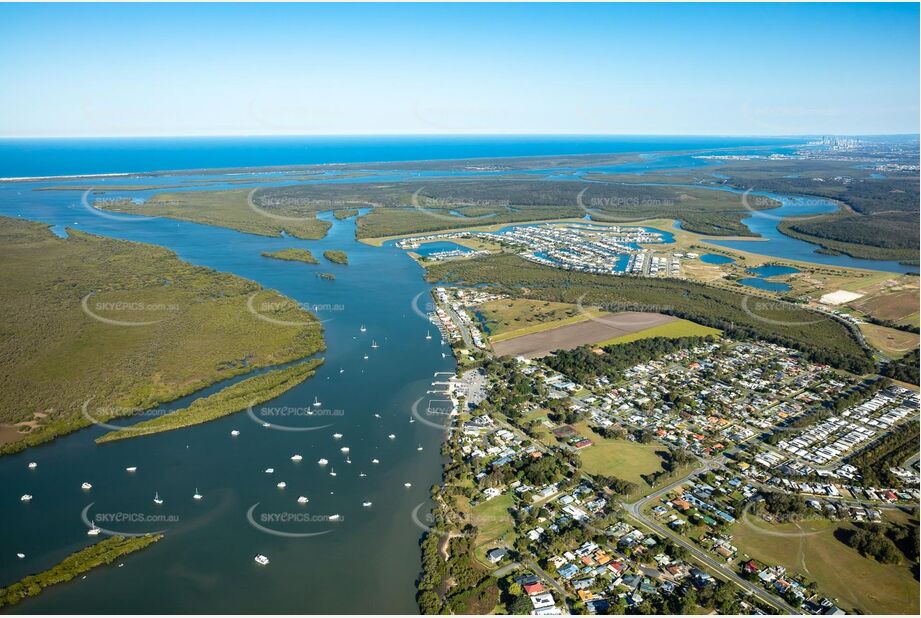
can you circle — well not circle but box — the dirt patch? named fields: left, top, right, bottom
left=491, top=312, right=676, bottom=358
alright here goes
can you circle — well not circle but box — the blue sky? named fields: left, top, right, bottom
left=0, top=2, right=917, bottom=137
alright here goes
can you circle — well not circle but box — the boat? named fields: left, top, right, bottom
left=388, top=433, right=396, bottom=439
left=404, top=482, right=412, bottom=488
left=371, top=458, right=380, bottom=464
left=359, top=472, right=367, bottom=477
left=261, top=422, right=271, bottom=428
left=313, top=396, right=321, bottom=407
left=297, top=496, right=309, bottom=504
left=230, top=429, right=240, bottom=437
left=409, top=418, right=415, bottom=423
left=193, top=489, right=203, bottom=500
left=276, top=481, right=286, bottom=489
left=290, top=454, right=303, bottom=462
left=417, top=444, right=424, bottom=451
left=125, top=466, right=137, bottom=472
left=81, top=482, right=92, bottom=490
left=87, top=523, right=101, bottom=536
left=27, top=462, right=37, bottom=469
left=371, top=340, right=378, bottom=349
left=254, top=554, right=270, bottom=566
left=339, top=368, right=345, bottom=374
left=20, top=494, right=32, bottom=502
left=16, top=553, right=24, bottom=559
left=425, top=331, right=432, bottom=340
left=373, top=413, right=381, bottom=418
left=359, top=324, right=366, bottom=333
left=265, top=467, right=275, bottom=474
left=340, top=447, right=349, bottom=453
left=328, top=514, right=341, bottom=521
left=332, top=433, right=343, bottom=439
left=362, top=354, right=369, bottom=360
left=153, top=492, right=163, bottom=505
left=329, top=468, right=337, bottom=477
left=317, top=458, right=329, bottom=466
left=362, top=501, right=372, bottom=507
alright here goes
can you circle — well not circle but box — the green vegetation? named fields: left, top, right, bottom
left=779, top=216, right=918, bottom=265
left=597, top=318, right=722, bottom=346
left=569, top=424, right=669, bottom=490
left=731, top=517, right=919, bottom=615
left=0, top=534, right=162, bottom=609
left=261, top=248, right=319, bottom=264
left=96, top=359, right=323, bottom=443
left=425, top=253, right=873, bottom=372
left=835, top=521, right=918, bottom=565
left=0, top=218, right=325, bottom=454
left=322, top=249, right=348, bottom=265
left=882, top=348, right=920, bottom=384
left=95, top=188, right=331, bottom=239
left=544, top=336, right=715, bottom=384
left=333, top=208, right=359, bottom=220
left=847, top=420, right=920, bottom=486
left=476, top=298, right=606, bottom=342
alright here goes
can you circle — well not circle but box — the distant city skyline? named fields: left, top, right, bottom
left=1, top=2, right=918, bottom=137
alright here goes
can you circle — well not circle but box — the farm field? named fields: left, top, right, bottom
left=476, top=298, right=608, bottom=343
left=490, top=312, right=677, bottom=358
left=597, top=318, right=721, bottom=346
left=731, top=518, right=920, bottom=615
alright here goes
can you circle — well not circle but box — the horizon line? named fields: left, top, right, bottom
left=1, top=132, right=918, bottom=140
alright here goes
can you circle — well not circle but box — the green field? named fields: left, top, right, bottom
left=95, top=188, right=331, bottom=239
left=731, top=518, right=920, bottom=615
left=0, top=218, right=325, bottom=454
left=477, top=298, right=608, bottom=342
left=469, top=492, right=516, bottom=567
left=261, top=248, right=319, bottom=264
left=568, top=423, right=669, bottom=493
left=598, top=319, right=722, bottom=346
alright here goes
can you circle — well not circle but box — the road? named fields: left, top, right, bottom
left=623, top=462, right=803, bottom=615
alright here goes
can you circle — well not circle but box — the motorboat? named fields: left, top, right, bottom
left=254, top=554, right=270, bottom=566
left=276, top=482, right=287, bottom=489
left=230, top=429, right=240, bottom=437
left=81, top=482, right=92, bottom=490
left=297, top=496, right=309, bottom=504
left=290, top=454, right=303, bottom=462
left=317, top=458, right=329, bottom=466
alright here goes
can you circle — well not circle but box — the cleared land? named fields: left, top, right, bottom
left=597, top=319, right=722, bottom=346
left=0, top=218, right=324, bottom=454
left=858, top=323, right=919, bottom=359
left=491, top=312, right=678, bottom=358
left=731, top=518, right=920, bottom=615
left=95, top=188, right=331, bottom=239
left=570, top=424, right=667, bottom=486
left=476, top=298, right=609, bottom=343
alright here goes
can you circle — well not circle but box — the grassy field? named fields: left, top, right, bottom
left=261, top=248, right=319, bottom=264
left=731, top=518, right=920, bottom=615
left=859, top=323, right=919, bottom=359
left=476, top=298, right=608, bottom=342
left=469, top=492, right=516, bottom=567
left=568, top=423, right=668, bottom=491
left=597, top=318, right=722, bottom=346
left=0, top=218, right=325, bottom=454
left=95, top=188, right=331, bottom=239
left=96, top=359, right=323, bottom=443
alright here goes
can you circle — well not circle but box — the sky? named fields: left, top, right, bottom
left=0, top=2, right=918, bottom=137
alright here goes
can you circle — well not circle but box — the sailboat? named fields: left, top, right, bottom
left=329, top=468, right=337, bottom=477
left=417, top=444, right=424, bottom=451
left=359, top=324, right=366, bottom=333
left=193, top=489, right=203, bottom=500
left=87, top=523, right=101, bottom=536
left=313, top=396, right=322, bottom=407
left=425, top=331, right=432, bottom=340
left=153, top=492, right=163, bottom=505
left=363, top=353, right=369, bottom=360
left=371, top=340, right=378, bottom=349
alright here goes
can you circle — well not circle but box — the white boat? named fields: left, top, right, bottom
left=318, top=458, right=329, bottom=466
left=81, top=482, right=93, bottom=490
left=125, top=466, right=137, bottom=472
left=16, top=553, right=25, bottom=559
left=313, top=396, right=321, bottom=407
left=230, top=429, right=240, bottom=437
left=425, top=331, right=432, bottom=340
left=345, top=457, right=352, bottom=464
left=388, top=434, right=396, bottom=439
left=290, top=454, right=303, bottom=462
left=332, top=433, right=343, bottom=439
left=27, top=462, right=37, bottom=469
left=87, top=523, right=101, bottom=536
left=193, top=489, right=203, bottom=500
left=153, top=492, right=163, bottom=505
left=329, top=468, right=337, bottom=477
left=362, top=501, right=372, bottom=507
left=441, top=352, right=446, bottom=358
left=339, top=368, right=345, bottom=374
left=20, top=494, right=32, bottom=502
left=297, top=496, right=309, bottom=504
left=371, top=340, right=378, bottom=349
left=340, top=447, right=349, bottom=453
left=409, top=418, right=415, bottom=423
left=359, top=324, right=366, bottom=332
left=359, top=472, right=367, bottom=477
left=363, top=354, right=369, bottom=360
left=261, top=422, right=271, bottom=428
left=371, top=458, right=380, bottom=464
left=265, top=468, right=274, bottom=474
left=276, top=481, right=286, bottom=489
left=328, top=514, right=341, bottom=521
left=417, top=445, right=424, bottom=451
left=254, top=554, right=270, bottom=566
left=373, top=413, right=381, bottom=419
left=404, top=482, right=412, bottom=488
